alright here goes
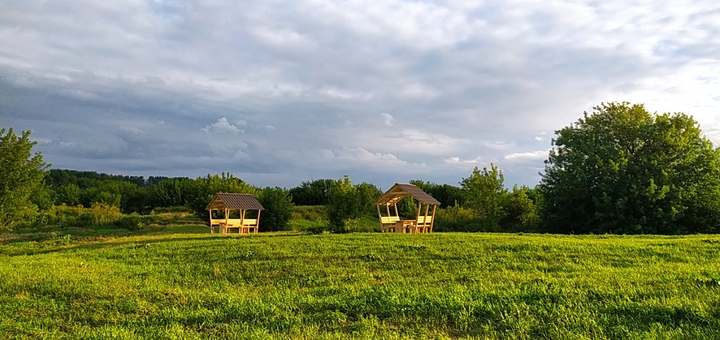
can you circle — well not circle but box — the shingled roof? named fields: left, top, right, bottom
left=374, top=183, right=441, bottom=206
left=206, top=193, right=265, bottom=211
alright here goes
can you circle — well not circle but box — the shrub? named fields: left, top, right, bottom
left=150, top=206, right=194, bottom=214
left=291, top=205, right=328, bottom=221
left=344, top=216, right=381, bottom=233
left=114, top=213, right=145, bottom=231
left=259, top=187, right=294, bottom=231
left=434, top=206, right=490, bottom=232
left=327, top=176, right=361, bottom=233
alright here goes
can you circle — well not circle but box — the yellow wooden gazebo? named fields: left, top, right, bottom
left=206, top=193, right=264, bottom=234
left=375, top=183, right=440, bottom=233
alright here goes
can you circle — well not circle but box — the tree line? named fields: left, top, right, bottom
left=3, top=102, right=720, bottom=234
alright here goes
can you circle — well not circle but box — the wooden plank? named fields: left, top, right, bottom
left=430, top=204, right=437, bottom=233
left=256, top=210, right=261, bottom=233
left=376, top=204, right=383, bottom=230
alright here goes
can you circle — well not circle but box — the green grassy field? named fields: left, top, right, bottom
left=2, top=228, right=720, bottom=339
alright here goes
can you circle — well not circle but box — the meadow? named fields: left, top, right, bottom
left=2, top=226, right=720, bottom=339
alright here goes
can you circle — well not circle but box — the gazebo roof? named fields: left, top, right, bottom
left=375, top=183, right=441, bottom=206
left=206, top=193, right=265, bottom=211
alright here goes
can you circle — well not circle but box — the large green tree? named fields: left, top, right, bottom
left=460, top=164, right=507, bottom=229
left=0, top=128, right=49, bottom=230
left=258, top=186, right=294, bottom=231
left=327, top=175, right=361, bottom=233
left=539, top=102, right=720, bottom=234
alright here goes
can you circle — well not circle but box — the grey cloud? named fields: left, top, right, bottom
left=1, top=0, right=719, bottom=188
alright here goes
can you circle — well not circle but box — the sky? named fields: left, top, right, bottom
left=1, top=0, right=720, bottom=190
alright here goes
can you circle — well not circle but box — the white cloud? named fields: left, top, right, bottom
left=202, top=117, right=243, bottom=134
left=381, top=112, right=395, bottom=126
left=504, top=150, right=549, bottom=161
left=444, top=156, right=482, bottom=165
left=119, top=126, right=144, bottom=134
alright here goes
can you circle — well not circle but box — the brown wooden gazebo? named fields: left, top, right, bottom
left=375, top=183, right=440, bottom=233
left=206, top=193, right=264, bottom=234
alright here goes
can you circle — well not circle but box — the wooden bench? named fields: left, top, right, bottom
left=380, top=216, right=401, bottom=232
left=415, top=216, right=433, bottom=233
left=212, top=219, right=259, bottom=234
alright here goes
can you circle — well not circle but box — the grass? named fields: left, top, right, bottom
left=1, top=228, right=720, bottom=339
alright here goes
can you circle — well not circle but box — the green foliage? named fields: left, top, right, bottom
left=289, top=206, right=329, bottom=233
left=288, top=179, right=333, bottom=206
left=540, top=102, right=720, bottom=234
left=0, top=127, right=49, bottom=230
left=2, top=232, right=720, bottom=338
left=500, top=186, right=539, bottom=232
left=187, top=173, right=260, bottom=219
left=148, top=178, right=198, bottom=209
left=355, top=182, right=382, bottom=215
left=396, top=196, right=418, bottom=220
left=29, top=183, right=54, bottom=211
left=259, top=187, right=294, bottom=232
left=291, top=205, right=328, bottom=221
left=30, top=203, right=123, bottom=228
left=55, top=183, right=81, bottom=206
left=461, top=164, right=506, bottom=228
left=327, top=176, right=361, bottom=233
left=114, top=213, right=146, bottom=231
left=434, top=205, right=485, bottom=232
left=409, top=180, right=465, bottom=208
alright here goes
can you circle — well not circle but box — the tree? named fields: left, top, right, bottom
left=327, top=175, right=361, bottom=233
left=460, top=164, right=507, bottom=229
left=409, top=180, right=465, bottom=208
left=188, top=173, right=259, bottom=218
left=289, top=179, right=333, bottom=206
left=258, top=187, right=294, bottom=231
left=0, top=128, right=49, bottom=230
left=56, top=183, right=81, bottom=206
left=500, top=185, right=538, bottom=232
left=539, top=102, right=720, bottom=234
left=355, top=182, right=382, bottom=215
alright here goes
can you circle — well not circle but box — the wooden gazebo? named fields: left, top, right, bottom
left=206, top=193, right=264, bottom=234
left=375, top=183, right=440, bottom=233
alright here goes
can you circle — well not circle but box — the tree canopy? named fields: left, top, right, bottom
left=539, top=102, right=720, bottom=234
left=0, top=127, right=49, bottom=230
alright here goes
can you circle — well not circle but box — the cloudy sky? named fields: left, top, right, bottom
left=2, top=0, right=720, bottom=190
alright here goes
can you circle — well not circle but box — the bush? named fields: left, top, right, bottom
left=114, top=213, right=145, bottom=230
left=24, top=203, right=123, bottom=228
left=343, top=216, right=381, bottom=233
left=259, top=187, right=294, bottom=231
left=305, top=223, right=330, bottom=234
left=291, top=205, right=328, bottom=221
left=150, top=206, right=194, bottom=214
left=434, top=206, right=491, bottom=232
left=327, top=176, right=361, bottom=233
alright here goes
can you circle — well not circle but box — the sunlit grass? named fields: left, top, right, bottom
left=2, top=229, right=720, bottom=339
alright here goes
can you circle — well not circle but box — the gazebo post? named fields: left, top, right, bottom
left=255, top=209, right=261, bottom=234
left=424, top=204, right=430, bottom=233
left=430, top=204, right=437, bottom=232
left=240, top=209, right=246, bottom=234
left=415, top=201, right=422, bottom=234
left=376, top=205, right=382, bottom=224
left=209, top=209, right=213, bottom=233
left=223, top=208, right=229, bottom=234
